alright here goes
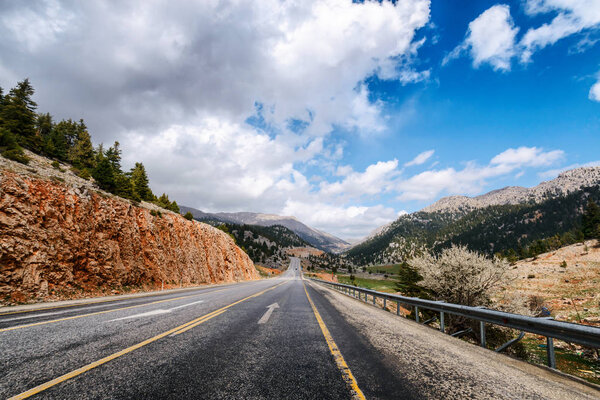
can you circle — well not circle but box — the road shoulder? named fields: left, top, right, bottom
left=308, top=281, right=600, bottom=400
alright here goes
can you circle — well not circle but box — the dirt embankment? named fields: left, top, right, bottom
left=0, top=168, right=258, bottom=305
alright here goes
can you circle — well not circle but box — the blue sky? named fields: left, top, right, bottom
left=1, top=0, right=599, bottom=240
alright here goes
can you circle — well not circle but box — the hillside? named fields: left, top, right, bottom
left=180, top=206, right=349, bottom=253
left=347, top=167, right=600, bottom=265
left=503, top=239, right=600, bottom=325
left=0, top=151, right=258, bottom=305
left=215, top=223, right=309, bottom=268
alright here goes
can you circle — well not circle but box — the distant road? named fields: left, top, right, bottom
left=0, top=258, right=597, bottom=399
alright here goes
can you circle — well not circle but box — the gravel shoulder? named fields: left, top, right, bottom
left=308, top=281, right=600, bottom=400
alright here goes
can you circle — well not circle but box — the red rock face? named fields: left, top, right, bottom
left=0, top=171, right=258, bottom=304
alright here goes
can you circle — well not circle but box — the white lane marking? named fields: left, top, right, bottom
left=258, top=303, right=279, bottom=324
left=0, top=302, right=138, bottom=322
left=108, top=300, right=204, bottom=321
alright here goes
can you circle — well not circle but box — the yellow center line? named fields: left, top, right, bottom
left=303, top=282, right=366, bottom=400
left=0, top=287, right=234, bottom=333
left=8, top=280, right=288, bottom=400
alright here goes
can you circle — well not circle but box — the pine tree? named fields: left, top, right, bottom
left=106, top=141, right=122, bottom=173
left=71, top=129, right=95, bottom=170
left=92, top=152, right=115, bottom=192
left=130, top=162, right=154, bottom=201
left=582, top=200, right=600, bottom=239
left=0, top=79, right=38, bottom=150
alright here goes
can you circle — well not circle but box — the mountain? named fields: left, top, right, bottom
left=347, top=167, right=600, bottom=266
left=215, top=223, right=309, bottom=268
left=179, top=206, right=350, bottom=253
left=423, top=167, right=600, bottom=213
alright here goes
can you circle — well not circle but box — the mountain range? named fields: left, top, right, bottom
left=346, top=167, right=600, bottom=265
left=179, top=206, right=349, bottom=253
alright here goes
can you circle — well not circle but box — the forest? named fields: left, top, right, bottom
left=0, top=79, right=178, bottom=212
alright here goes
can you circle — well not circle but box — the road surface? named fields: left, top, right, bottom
left=0, top=258, right=597, bottom=399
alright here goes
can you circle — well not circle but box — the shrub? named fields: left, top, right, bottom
left=560, top=260, right=567, bottom=268
left=184, top=212, right=194, bottom=220
left=2, top=148, right=30, bottom=164
left=408, top=245, right=508, bottom=308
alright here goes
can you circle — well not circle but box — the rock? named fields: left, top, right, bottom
left=0, top=171, right=258, bottom=305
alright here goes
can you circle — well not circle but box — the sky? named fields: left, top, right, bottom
left=1, top=0, right=600, bottom=241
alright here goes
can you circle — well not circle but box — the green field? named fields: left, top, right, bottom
left=365, top=264, right=403, bottom=275
left=337, top=275, right=397, bottom=293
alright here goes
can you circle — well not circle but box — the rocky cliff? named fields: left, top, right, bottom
left=0, top=162, right=258, bottom=305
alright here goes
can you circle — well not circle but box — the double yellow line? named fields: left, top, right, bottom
left=8, top=281, right=288, bottom=400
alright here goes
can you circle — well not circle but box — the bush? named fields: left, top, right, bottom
left=2, top=148, right=30, bottom=164
left=51, top=160, right=60, bottom=169
left=560, top=260, right=567, bottom=268
left=184, top=212, right=194, bottom=220
left=408, top=245, right=508, bottom=307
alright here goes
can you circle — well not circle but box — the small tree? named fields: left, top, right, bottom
left=408, top=245, right=508, bottom=307
left=582, top=200, right=600, bottom=239
left=130, top=162, right=154, bottom=201
left=184, top=212, right=194, bottom=220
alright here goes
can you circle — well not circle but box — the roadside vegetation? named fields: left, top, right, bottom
left=0, top=79, right=179, bottom=212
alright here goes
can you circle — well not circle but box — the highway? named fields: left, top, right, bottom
left=0, top=258, right=598, bottom=399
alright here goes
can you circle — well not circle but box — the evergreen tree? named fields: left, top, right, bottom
left=582, top=200, right=600, bottom=239
left=105, top=141, right=122, bottom=173
left=130, top=162, right=154, bottom=201
left=0, top=79, right=38, bottom=150
left=92, top=152, right=115, bottom=192
left=70, top=129, right=95, bottom=170
left=36, top=113, right=53, bottom=138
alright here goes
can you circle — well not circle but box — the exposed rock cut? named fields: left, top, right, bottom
left=0, top=169, right=258, bottom=305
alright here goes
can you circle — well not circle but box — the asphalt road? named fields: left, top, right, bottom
left=1, top=258, right=597, bottom=399
left=0, top=258, right=410, bottom=399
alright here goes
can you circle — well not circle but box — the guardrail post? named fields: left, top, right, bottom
left=547, top=337, right=556, bottom=369
left=415, top=306, right=420, bottom=323
left=396, top=302, right=400, bottom=315
left=440, top=312, right=445, bottom=333
left=480, top=321, right=486, bottom=348
left=372, top=295, right=376, bottom=305
left=383, top=298, right=387, bottom=310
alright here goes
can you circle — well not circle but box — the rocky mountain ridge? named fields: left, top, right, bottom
left=0, top=152, right=258, bottom=305
left=346, top=166, right=600, bottom=265
left=422, top=167, right=600, bottom=213
left=180, top=206, right=349, bottom=253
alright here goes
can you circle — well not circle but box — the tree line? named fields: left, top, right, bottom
left=0, top=79, right=179, bottom=212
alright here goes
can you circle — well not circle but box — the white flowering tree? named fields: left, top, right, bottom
left=408, top=245, right=508, bottom=307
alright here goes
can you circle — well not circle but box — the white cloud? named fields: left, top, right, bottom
left=319, top=160, right=400, bottom=198
left=490, top=146, right=564, bottom=167
left=1, top=0, right=74, bottom=51
left=397, top=147, right=564, bottom=201
left=590, top=76, right=600, bottom=101
left=282, top=200, right=398, bottom=240
left=445, top=5, right=518, bottom=71
left=404, top=149, right=434, bottom=166
left=521, top=0, right=600, bottom=62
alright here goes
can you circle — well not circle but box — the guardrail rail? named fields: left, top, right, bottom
left=308, top=278, right=600, bottom=369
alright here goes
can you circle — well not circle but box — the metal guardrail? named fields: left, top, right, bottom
left=309, top=278, right=600, bottom=369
